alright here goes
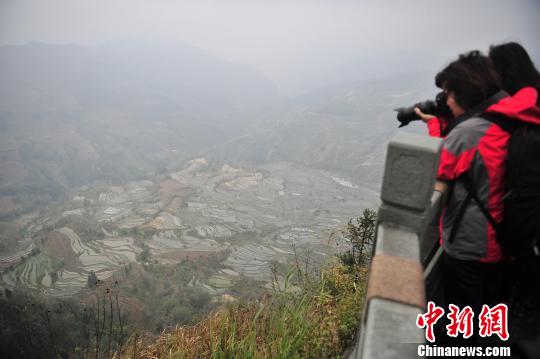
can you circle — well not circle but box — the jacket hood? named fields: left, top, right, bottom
left=486, top=86, right=540, bottom=125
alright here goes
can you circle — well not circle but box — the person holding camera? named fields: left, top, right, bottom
left=414, top=95, right=452, bottom=138
left=405, top=47, right=539, bottom=346
left=416, top=51, right=535, bottom=345
left=431, top=51, right=508, bottom=327
left=395, top=91, right=453, bottom=137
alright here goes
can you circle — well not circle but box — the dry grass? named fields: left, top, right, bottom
left=120, top=263, right=367, bottom=359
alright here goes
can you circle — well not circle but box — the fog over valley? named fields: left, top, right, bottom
left=0, top=40, right=391, bottom=294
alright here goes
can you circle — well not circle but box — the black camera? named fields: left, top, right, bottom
left=395, top=92, right=452, bottom=127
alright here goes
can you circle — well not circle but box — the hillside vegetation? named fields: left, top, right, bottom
left=121, top=209, right=375, bottom=359
left=127, top=263, right=367, bottom=359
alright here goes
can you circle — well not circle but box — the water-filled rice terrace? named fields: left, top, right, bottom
left=0, top=158, right=378, bottom=298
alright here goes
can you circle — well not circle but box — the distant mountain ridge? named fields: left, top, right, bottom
left=0, top=41, right=281, bottom=112
left=0, top=41, right=281, bottom=217
left=0, top=40, right=435, bottom=218
left=205, top=73, right=435, bottom=189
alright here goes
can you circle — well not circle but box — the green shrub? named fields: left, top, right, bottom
left=125, top=261, right=367, bottom=359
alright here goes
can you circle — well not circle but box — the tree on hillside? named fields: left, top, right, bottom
left=87, top=270, right=98, bottom=288
left=137, top=243, right=151, bottom=264
left=336, top=208, right=376, bottom=270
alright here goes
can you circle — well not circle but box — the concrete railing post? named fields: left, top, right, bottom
left=351, top=132, right=442, bottom=359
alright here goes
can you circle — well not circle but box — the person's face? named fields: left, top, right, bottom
left=446, top=91, right=465, bottom=117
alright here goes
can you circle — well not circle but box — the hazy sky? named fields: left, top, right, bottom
left=1, top=0, right=539, bottom=95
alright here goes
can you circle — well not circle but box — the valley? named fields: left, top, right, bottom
left=0, top=158, right=378, bottom=300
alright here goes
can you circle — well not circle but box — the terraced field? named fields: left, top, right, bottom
left=51, top=270, right=89, bottom=296
left=1, top=253, right=62, bottom=288
left=1, top=159, right=378, bottom=298
left=148, top=231, right=227, bottom=265
left=57, top=227, right=140, bottom=273
left=1, top=227, right=141, bottom=296
left=146, top=212, right=183, bottom=230
left=0, top=240, right=34, bottom=271
left=224, top=244, right=285, bottom=281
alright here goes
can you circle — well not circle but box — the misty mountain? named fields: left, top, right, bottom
left=0, top=40, right=438, bottom=219
left=0, top=41, right=280, bottom=112
left=205, top=73, right=436, bottom=189
left=282, top=48, right=443, bottom=96
left=0, top=41, right=280, bottom=217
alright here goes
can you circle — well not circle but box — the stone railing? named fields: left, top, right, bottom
left=349, top=132, right=443, bottom=359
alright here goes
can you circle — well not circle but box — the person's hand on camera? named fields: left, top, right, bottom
left=414, top=107, right=435, bottom=123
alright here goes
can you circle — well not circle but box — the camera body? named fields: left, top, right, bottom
left=395, top=92, right=452, bottom=127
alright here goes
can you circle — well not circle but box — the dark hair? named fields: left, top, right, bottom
left=489, top=42, right=540, bottom=95
left=435, top=50, right=502, bottom=110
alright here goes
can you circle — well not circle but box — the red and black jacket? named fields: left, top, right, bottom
left=432, top=87, right=540, bottom=262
